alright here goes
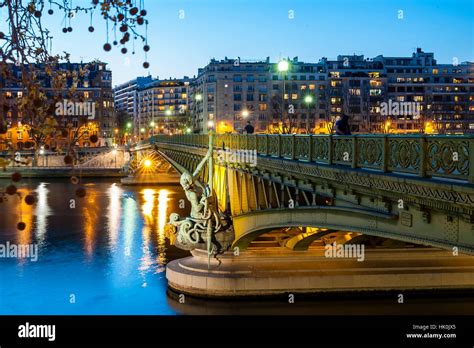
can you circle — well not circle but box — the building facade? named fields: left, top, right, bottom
left=112, top=49, right=473, bottom=136
left=136, top=77, right=191, bottom=138
left=0, top=61, right=114, bottom=151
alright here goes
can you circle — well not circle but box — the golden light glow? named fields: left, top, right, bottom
left=144, top=159, right=152, bottom=168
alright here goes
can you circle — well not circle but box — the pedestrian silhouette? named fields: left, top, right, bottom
left=335, top=114, right=351, bottom=135
left=244, top=121, right=254, bottom=134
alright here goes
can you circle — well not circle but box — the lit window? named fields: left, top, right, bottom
left=291, top=94, right=298, bottom=100
left=432, top=69, right=439, bottom=74
left=309, top=84, right=315, bottom=90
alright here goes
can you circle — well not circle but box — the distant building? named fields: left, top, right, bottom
left=113, top=75, right=153, bottom=134
left=190, top=57, right=271, bottom=134
left=0, top=61, right=114, bottom=150
left=113, top=49, right=473, bottom=136
left=136, top=77, right=192, bottom=138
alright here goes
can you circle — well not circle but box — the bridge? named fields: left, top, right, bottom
left=133, top=134, right=474, bottom=254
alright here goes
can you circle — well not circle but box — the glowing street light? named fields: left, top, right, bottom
left=140, top=127, right=145, bottom=133
left=150, top=121, right=155, bottom=127
left=278, top=60, right=289, bottom=72
left=165, top=109, right=172, bottom=116
left=195, top=94, right=203, bottom=101
left=126, top=122, right=132, bottom=129
left=242, top=110, right=249, bottom=118
left=185, top=127, right=192, bottom=134
left=144, top=159, right=152, bottom=168
left=207, top=120, right=215, bottom=128
left=304, top=95, right=314, bottom=104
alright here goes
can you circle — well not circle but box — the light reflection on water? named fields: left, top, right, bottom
left=0, top=179, right=188, bottom=315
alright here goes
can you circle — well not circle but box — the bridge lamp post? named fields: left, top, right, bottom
left=165, top=109, right=172, bottom=135
left=304, top=95, right=314, bottom=133
left=125, top=122, right=132, bottom=143
left=278, top=59, right=290, bottom=133
left=207, top=120, right=215, bottom=135
left=150, top=121, right=155, bottom=136
left=111, top=149, right=117, bottom=168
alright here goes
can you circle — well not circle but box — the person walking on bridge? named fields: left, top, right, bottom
left=335, top=114, right=351, bottom=135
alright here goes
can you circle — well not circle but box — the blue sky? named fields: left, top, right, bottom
left=30, top=0, right=474, bottom=85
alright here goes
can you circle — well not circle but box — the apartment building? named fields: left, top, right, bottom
left=0, top=61, right=114, bottom=150
left=136, top=77, right=192, bottom=137
left=113, top=49, right=473, bottom=135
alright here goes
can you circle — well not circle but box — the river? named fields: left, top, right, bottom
left=1, top=179, right=474, bottom=315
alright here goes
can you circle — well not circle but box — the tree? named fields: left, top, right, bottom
left=0, top=0, right=150, bottom=162
left=270, top=95, right=298, bottom=134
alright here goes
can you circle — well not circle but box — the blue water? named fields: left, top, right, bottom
left=0, top=179, right=189, bottom=314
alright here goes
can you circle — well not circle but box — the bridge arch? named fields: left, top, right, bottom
left=231, top=207, right=474, bottom=254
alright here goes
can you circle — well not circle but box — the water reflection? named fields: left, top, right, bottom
left=0, top=179, right=185, bottom=314
left=34, top=183, right=52, bottom=247
left=107, top=183, right=122, bottom=249
left=82, top=185, right=99, bottom=258
left=157, top=189, right=169, bottom=267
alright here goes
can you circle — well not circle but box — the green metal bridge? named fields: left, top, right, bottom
left=133, top=134, right=474, bottom=254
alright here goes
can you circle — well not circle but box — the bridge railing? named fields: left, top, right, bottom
left=151, top=134, right=474, bottom=183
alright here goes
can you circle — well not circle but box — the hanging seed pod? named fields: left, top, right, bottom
left=75, top=188, right=86, bottom=198
left=103, top=43, right=112, bottom=52
left=25, top=195, right=36, bottom=205
left=11, top=172, right=22, bottom=182
left=6, top=185, right=17, bottom=195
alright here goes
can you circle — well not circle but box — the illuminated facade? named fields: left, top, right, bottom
left=136, top=77, right=191, bottom=137
left=112, top=49, right=473, bottom=135
left=0, top=61, right=114, bottom=150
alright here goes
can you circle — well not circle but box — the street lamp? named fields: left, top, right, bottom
left=278, top=59, right=290, bottom=133
left=126, top=122, right=132, bottom=129
left=185, top=127, right=192, bottom=134
left=278, top=60, right=289, bottom=72
left=195, top=94, right=203, bottom=101
left=304, top=95, right=314, bottom=133
left=242, top=109, right=249, bottom=118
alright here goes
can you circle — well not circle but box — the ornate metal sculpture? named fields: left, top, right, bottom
left=166, top=133, right=234, bottom=267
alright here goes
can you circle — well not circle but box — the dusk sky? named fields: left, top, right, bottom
left=17, top=0, right=473, bottom=85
